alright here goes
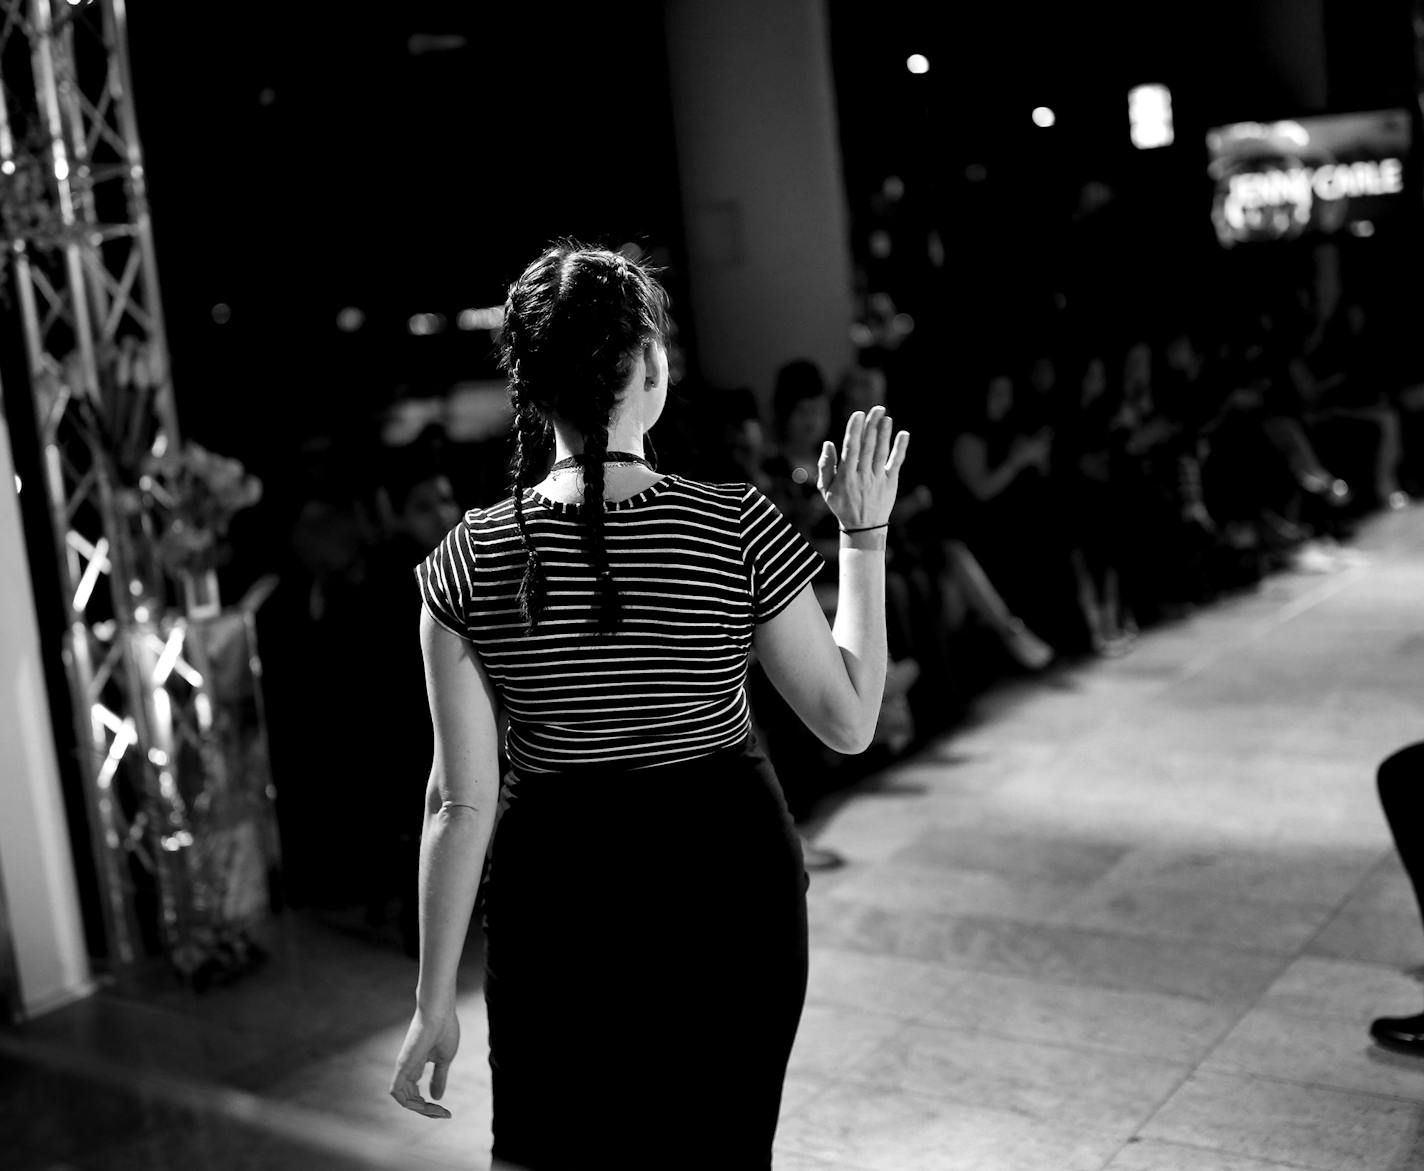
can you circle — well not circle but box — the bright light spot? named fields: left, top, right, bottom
left=153, top=626, right=186, bottom=686
left=53, top=157, right=69, bottom=181
left=148, top=747, right=169, bottom=767
left=1129, top=83, right=1174, bottom=149
left=408, top=313, right=444, bottom=336
left=882, top=175, right=905, bottom=201
left=457, top=306, right=504, bottom=331
left=211, top=302, right=232, bottom=325
left=906, top=54, right=930, bottom=75
left=1351, top=220, right=1376, bottom=237
left=1032, top=106, right=1056, bottom=128
left=1, top=160, right=14, bottom=176
left=12, top=473, right=19, bottom=494
left=336, top=306, right=365, bottom=332
left=133, top=604, right=149, bottom=623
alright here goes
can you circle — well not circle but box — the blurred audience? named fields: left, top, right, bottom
left=254, top=253, right=1423, bottom=902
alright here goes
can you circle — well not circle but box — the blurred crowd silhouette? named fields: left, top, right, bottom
left=239, top=226, right=1424, bottom=938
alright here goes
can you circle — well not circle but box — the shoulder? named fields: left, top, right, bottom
left=662, top=475, right=753, bottom=510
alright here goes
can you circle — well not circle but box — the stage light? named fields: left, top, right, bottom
left=336, top=306, right=365, bottom=332
left=408, top=313, right=445, bottom=336
left=211, top=303, right=232, bottom=325
left=1129, top=84, right=1174, bottom=149
left=906, top=54, right=929, bottom=75
left=54, top=157, right=68, bottom=181
left=1032, top=107, right=1056, bottom=128
left=458, top=306, right=504, bottom=331
left=1, top=160, right=14, bottom=176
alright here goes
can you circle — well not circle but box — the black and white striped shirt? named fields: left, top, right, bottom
left=415, top=475, right=823, bottom=773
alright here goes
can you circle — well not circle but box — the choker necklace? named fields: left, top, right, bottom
left=548, top=450, right=652, bottom=474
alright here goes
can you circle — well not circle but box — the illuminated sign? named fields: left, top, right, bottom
left=1207, top=109, right=1411, bottom=246
left=1129, top=84, right=1173, bottom=149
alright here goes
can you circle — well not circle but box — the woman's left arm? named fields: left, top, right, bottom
left=390, top=606, right=502, bottom=1119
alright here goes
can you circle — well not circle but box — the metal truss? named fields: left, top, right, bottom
left=0, top=0, right=201, bottom=970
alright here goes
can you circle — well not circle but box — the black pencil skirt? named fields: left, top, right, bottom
left=481, top=733, right=810, bottom=1171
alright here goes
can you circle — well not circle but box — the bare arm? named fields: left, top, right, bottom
left=953, top=432, right=1032, bottom=501
left=390, top=607, right=501, bottom=1120
left=754, top=407, right=909, bottom=754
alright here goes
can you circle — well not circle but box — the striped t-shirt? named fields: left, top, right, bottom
left=415, top=475, right=823, bottom=773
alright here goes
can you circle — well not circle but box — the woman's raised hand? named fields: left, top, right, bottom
left=817, top=406, right=911, bottom=530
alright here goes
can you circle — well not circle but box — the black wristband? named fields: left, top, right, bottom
left=840, top=523, right=889, bottom=534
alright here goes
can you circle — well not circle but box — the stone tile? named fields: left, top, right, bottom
left=779, top=1071, right=837, bottom=1120
left=844, top=1022, right=1188, bottom=1141
left=1058, top=882, right=1335, bottom=954
left=823, top=860, right=1076, bottom=922
left=1203, top=1006, right=1424, bottom=1101
left=1258, top=956, right=1424, bottom=1027
left=1308, top=904, right=1424, bottom=969
left=1092, top=842, right=1380, bottom=908
left=804, top=947, right=961, bottom=1020
left=775, top=1082, right=1123, bottom=1171
left=1141, top=1070, right=1424, bottom=1171
left=891, top=822, right=1130, bottom=886
left=786, top=1003, right=909, bottom=1078
left=402, top=1085, right=494, bottom=1170
left=1101, top=1140, right=1312, bottom=1171
left=773, top=1151, right=875, bottom=1171
left=809, top=900, right=1288, bottom=1002
left=925, top=970, right=1244, bottom=1063
left=19, top=994, right=272, bottom=1082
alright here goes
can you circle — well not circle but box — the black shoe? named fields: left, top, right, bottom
left=1370, top=1012, right=1424, bottom=1055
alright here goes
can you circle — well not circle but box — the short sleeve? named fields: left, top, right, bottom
left=739, top=485, right=825, bottom=623
left=414, top=518, right=477, bottom=638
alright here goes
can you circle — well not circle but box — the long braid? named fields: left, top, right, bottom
left=498, top=240, right=672, bottom=638
left=510, top=390, right=547, bottom=632
left=578, top=392, right=619, bottom=634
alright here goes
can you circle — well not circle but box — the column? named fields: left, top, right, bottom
left=664, top=0, right=856, bottom=407
left=0, top=407, right=92, bottom=1018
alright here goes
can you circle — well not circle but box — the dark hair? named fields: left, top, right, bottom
left=499, top=240, right=671, bottom=634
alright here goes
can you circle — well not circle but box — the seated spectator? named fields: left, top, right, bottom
left=1107, top=340, right=1216, bottom=622
left=1291, top=299, right=1409, bottom=512
left=950, top=367, right=1083, bottom=651
left=1055, top=353, right=1135, bottom=653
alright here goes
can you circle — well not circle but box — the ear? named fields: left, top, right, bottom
left=642, top=339, right=667, bottom=389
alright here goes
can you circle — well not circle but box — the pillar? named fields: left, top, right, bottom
left=0, top=407, right=92, bottom=1018
left=664, top=0, right=856, bottom=409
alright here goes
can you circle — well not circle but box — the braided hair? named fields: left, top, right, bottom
left=499, top=241, right=671, bottom=634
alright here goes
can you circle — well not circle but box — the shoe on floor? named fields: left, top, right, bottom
left=1370, top=1012, right=1424, bottom=1055
left=1003, top=620, right=1054, bottom=671
left=798, top=832, right=846, bottom=872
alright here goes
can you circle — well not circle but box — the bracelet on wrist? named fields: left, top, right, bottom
left=840, top=523, right=889, bottom=534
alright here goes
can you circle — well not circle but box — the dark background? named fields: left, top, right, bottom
left=109, top=0, right=1424, bottom=577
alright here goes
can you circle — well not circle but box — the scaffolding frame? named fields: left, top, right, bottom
left=1, top=0, right=197, bottom=970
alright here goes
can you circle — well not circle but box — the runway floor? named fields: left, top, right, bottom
left=8, top=507, right=1424, bottom=1169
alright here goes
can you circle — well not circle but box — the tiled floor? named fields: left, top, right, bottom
left=10, top=508, right=1424, bottom=1169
